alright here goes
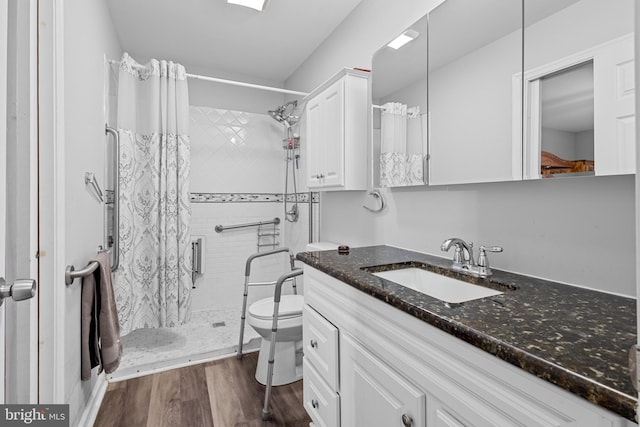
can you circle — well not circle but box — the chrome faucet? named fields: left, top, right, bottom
left=440, top=238, right=476, bottom=266
left=441, top=237, right=503, bottom=278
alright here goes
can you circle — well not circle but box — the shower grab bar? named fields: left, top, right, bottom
left=215, top=217, right=280, bottom=233
left=105, top=125, right=120, bottom=272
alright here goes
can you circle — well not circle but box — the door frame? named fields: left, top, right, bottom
left=6, top=0, right=40, bottom=404
left=635, top=1, right=640, bottom=420
left=0, top=0, right=8, bottom=405
left=37, top=0, right=68, bottom=404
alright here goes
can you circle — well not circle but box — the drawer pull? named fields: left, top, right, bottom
left=311, top=399, right=319, bottom=409
left=401, top=414, right=413, bottom=426
left=310, top=339, right=318, bottom=349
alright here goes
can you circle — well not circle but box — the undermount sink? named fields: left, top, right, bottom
left=371, top=267, right=503, bottom=304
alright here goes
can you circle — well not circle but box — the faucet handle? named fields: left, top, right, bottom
left=478, top=245, right=503, bottom=271
left=480, top=246, right=503, bottom=253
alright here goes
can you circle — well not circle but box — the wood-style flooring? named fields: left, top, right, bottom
left=93, top=351, right=311, bottom=427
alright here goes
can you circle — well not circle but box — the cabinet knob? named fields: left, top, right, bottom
left=310, top=339, right=318, bottom=349
left=311, top=399, right=319, bottom=409
left=401, top=414, right=413, bottom=426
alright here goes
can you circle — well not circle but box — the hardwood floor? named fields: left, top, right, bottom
left=94, top=351, right=311, bottom=427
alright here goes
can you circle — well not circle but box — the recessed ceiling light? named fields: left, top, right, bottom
left=227, top=0, right=268, bottom=11
left=387, top=29, right=419, bottom=50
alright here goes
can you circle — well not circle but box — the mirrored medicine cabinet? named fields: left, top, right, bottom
left=372, top=15, right=428, bottom=188
left=371, top=0, right=635, bottom=188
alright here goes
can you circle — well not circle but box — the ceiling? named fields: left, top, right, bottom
left=105, top=0, right=363, bottom=83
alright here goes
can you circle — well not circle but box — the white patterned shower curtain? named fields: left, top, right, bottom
left=379, top=102, right=425, bottom=186
left=114, top=53, right=192, bottom=335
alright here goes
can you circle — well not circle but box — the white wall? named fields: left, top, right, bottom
left=286, top=0, right=636, bottom=296
left=63, top=0, right=122, bottom=424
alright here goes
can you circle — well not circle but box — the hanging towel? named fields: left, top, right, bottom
left=81, top=252, right=122, bottom=381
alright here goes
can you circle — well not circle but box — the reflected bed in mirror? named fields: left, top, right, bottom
left=539, top=60, right=595, bottom=177
left=372, top=15, right=428, bottom=188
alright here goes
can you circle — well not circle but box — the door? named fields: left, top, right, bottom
left=320, top=79, right=344, bottom=188
left=1, top=0, right=38, bottom=405
left=305, top=79, right=345, bottom=189
left=306, top=95, right=323, bottom=187
left=593, top=34, right=635, bottom=176
left=0, top=0, right=7, bottom=404
left=341, top=333, right=425, bottom=427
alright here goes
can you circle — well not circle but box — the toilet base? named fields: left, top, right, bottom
left=254, top=338, right=303, bottom=386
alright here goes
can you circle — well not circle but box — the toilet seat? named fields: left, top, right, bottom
left=249, top=294, right=304, bottom=320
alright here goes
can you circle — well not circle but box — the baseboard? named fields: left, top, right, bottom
left=76, top=373, right=108, bottom=427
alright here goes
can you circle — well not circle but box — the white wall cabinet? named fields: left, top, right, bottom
left=302, top=266, right=635, bottom=427
left=305, top=68, right=369, bottom=191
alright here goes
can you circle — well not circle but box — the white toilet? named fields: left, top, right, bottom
left=248, top=294, right=305, bottom=386
left=247, top=242, right=338, bottom=386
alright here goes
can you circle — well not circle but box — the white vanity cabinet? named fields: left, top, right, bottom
left=305, top=68, right=369, bottom=191
left=302, top=265, right=635, bottom=427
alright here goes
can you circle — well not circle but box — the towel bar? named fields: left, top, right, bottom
left=66, top=262, right=99, bottom=286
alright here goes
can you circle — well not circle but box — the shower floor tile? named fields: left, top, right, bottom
left=110, top=306, right=260, bottom=380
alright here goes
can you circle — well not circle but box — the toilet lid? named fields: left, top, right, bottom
left=249, top=295, right=304, bottom=320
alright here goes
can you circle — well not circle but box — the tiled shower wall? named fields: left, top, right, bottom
left=189, top=106, right=315, bottom=312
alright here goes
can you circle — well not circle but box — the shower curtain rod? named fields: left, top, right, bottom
left=108, top=59, right=308, bottom=97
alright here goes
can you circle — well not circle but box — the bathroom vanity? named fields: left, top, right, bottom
left=297, top=246, right=637, bottom=426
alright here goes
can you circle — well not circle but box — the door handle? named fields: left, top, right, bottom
left=0, top=277, right=36, bottom=306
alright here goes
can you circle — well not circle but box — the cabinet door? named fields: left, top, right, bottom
left=341, top=333, right=425, bottom=427
left=594, top=34, right=635, bottom=176
left=320, top=79, right=345, bottom=187
left=306, top=94, right=323, bottom=187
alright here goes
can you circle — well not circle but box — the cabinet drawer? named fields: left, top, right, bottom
left=303, top=304, right=339, bottom=390
left=303, top=359, right=340, bottom=427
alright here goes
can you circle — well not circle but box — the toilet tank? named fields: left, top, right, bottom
left=306, top=242, right=338, bottom=251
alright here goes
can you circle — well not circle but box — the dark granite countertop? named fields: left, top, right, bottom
left=296, top=245, right=638, bottom=422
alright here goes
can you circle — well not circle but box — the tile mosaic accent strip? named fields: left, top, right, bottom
left=190, top=192, right=318, bottom=203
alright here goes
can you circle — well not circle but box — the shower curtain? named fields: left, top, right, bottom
left=380, top=102, right=425, bottom=186
left=380, top=102, right=408, bottom=187
left=114, top=53, right=192, bottom=335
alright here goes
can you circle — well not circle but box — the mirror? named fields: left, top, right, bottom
left=372, top=15, right=428, bottom=188
left=427, top=0, right=523, bottom=185
left=523, top=0, right=635, bottom=179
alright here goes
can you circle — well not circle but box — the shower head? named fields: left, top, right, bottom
left=268, top=100, right=299, bottom=128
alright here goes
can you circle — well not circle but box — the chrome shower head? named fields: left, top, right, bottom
left=268, top=100, right=299, bottom=128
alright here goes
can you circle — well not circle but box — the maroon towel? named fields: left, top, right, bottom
left=81, top=252, right=122, bottom=381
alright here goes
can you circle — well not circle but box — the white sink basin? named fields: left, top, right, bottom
left=372, top=268, right=503, bottom=304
